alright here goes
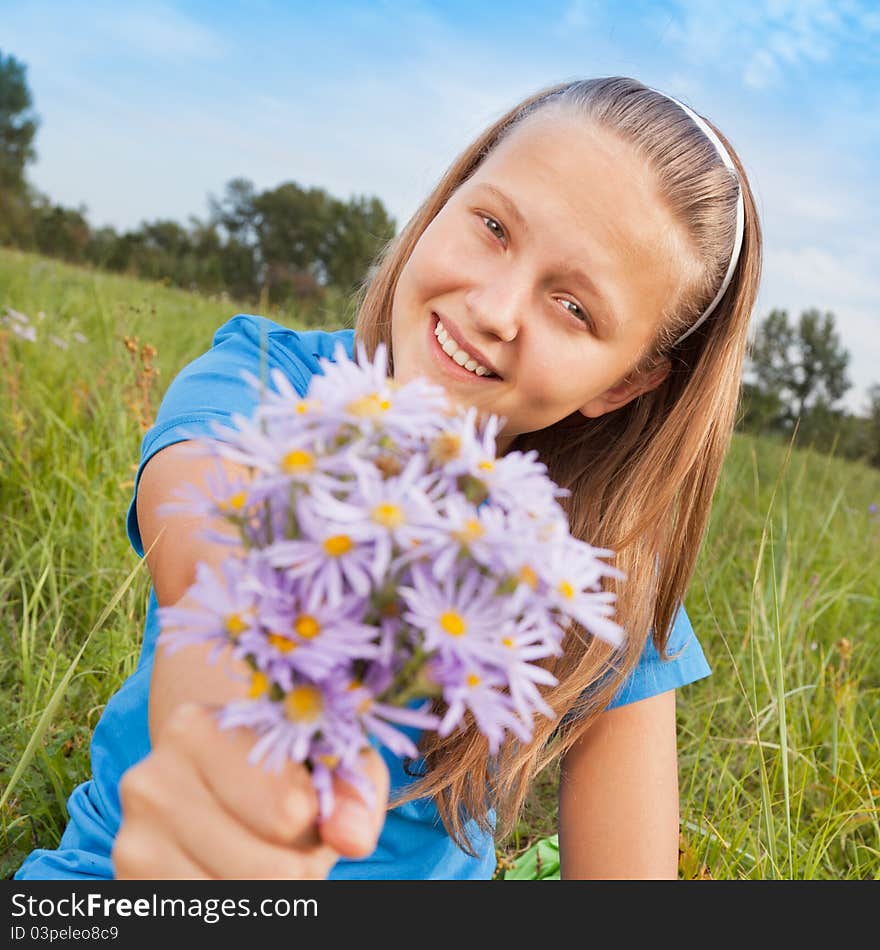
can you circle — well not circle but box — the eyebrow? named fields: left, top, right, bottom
left=474, top=183, right=620, bottom=334
left=479, top=183, right=530, bottom=236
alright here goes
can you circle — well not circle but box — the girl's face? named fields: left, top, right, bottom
left=391, top=110, right=694, bottom=452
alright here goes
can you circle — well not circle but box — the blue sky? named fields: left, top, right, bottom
left=3, top=0, right=878, bottom=411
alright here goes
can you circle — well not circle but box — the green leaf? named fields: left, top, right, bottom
left=505, top=834, right=560, bottom=880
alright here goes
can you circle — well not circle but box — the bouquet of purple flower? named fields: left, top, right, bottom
left=158, top=341, right=625, bottom=816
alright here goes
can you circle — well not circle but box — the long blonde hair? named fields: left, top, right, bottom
left=354, top=77, right=763, bottom=852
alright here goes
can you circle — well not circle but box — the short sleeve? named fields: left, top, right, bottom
left=558, top=603, right=711, bottom=730
left=125, top=313, right=355, bottom=557
left=607, top=603, right=711, bottom=709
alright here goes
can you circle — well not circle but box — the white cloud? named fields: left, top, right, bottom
left=94, top=3, right=227, bottom=61
left=743, top=50, right=782, bottom=90
left=666, top=0, right=879, bottom=88
left=561, top=0, right=598, bottom=29
left=769, top=246, right=880, bottom=303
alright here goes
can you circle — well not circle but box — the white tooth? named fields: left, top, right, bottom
left=452, top=350, right=469, bottom=366
left=464, top=358, right=478, bottom=371
left=434, top=323, right=442, bottom=337
left=442, top=338, right=459, bottom=356
left=438, top=329, right=448, bottom=343
left=475, top=366, right=488, bottom=376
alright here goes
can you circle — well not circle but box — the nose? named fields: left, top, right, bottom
left=464, top=279, right=527, bottom=344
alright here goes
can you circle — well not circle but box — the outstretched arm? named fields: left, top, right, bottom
left=558, top=689, right=680, bottom=879
left=112, top=441, right=389, bottom=879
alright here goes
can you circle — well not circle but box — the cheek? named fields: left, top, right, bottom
left=402, top=217, right=479, bottom=296
left=519, top=347, right=605, bottom=415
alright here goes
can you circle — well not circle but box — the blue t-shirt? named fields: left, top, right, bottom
left=15, top=314, right=711, bottom=881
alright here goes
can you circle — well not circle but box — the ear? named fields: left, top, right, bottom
left=578, top=357, right=671, bottom=419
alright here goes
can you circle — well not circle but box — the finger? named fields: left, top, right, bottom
left=160, top=703, right=322, bottom=847
left=147, top=745, right=340, bottom=880
left=113, top=825, right=213, bottom=880
left=318, top=747, right=391, bottom=859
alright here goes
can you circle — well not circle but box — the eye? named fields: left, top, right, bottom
left=558, top=297, right=593, bottom=329
left=480, top=214, right=506, bottom=244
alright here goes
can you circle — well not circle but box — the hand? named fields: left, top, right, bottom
left=113, top=703, right=390, bottom=879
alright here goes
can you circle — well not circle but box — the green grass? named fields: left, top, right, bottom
left=2, top=247, right=878, bottom=880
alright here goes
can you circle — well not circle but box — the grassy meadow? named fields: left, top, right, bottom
left=1, top=247, right=878, bottom=880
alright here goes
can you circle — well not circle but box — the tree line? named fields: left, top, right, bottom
left=1, top=50, right=878, bottom=467
left=741, top=309, right=879, bottom=468
left=0, top=51, right=395, bottom=310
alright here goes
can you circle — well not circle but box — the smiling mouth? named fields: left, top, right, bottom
left=431, top=314, right=501, bottom=380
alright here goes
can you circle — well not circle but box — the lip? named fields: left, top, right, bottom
left=429, top=312, right=503, bottom=380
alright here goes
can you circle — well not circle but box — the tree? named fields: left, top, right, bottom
left=208, top=177, right=396, bottom=303
left=31, top=197, right=90, bottom=262
left=0, top=51, right=39, bottom=191
left=253, top=182, right=333, bottom=298
left=790, top=308, right=851, bottom=420
left=209, top=177, right=258, bottom=246
left=744, top=308, right=851, bottom=434
left=323, top=195, right=396, bottom=294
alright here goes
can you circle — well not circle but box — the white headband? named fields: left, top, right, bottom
left=653, top=90, right=746, bottom=346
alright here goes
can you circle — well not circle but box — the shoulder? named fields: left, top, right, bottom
left=154, top=313, right=355, bottom=423
left=210, top=312, right=356, bottom=364
left=607, top=603, right=711, bottom=709
left=202, top=313, right=355, bottom=394
left=126, top=314, right=355, bottom=556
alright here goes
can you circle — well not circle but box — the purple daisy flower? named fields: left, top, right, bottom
left=535, top=538, right=625, bottom=648
left=308, top=340, right=451, bottom=444
left=243, top=367, right=330, bottom=433
left=218, top=675, right=364, bottom=773
left=158, top=555, right=260, bottom=659
left=481, top=622, right=561, bottom=724
left=435, top=407, right=568, bottom=515
left=429, top=654, right=532, bottom=754
left=206, top=413, right=345, bottom=498
left=265, top=492, right=382, bottom=608
left=302, top=453, right=439, bottom=584
left=244, top=573, right=380, bottom=684
left=398, top=560, right=509, bottom=667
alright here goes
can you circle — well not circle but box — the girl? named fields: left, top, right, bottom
left=16, top=76, right=761, bottom=880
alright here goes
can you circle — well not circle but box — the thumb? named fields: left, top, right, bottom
left=318, top=748, right=390, bottom=859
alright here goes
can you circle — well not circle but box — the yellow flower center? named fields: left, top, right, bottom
left=539, top=523, right=556, bottom=542
left=248, top=671, right=269, bottom=699
left=478, top=460, right=494, bottom=472
left=454, top=518, right=484, bottom=543
left=429, top=432, right=462, bottom=464
left=347, top=392, right=392, bottom=417
left=318, top=753, right=340, bottom=769
left=284, top=686, right=323, bottom=723
left=501, top=636, right=514, bottom=648
left=519, top=564, right=539, bottom=590
left=558, top=580, right=575, bottom=600
left=466, top=673, right=481, bottom=688
left=268, top=633, right=296, bottom=653
left=224, top=613, right=248, bottom=638
left=294, top=614, right=321, bottom=639
left=282, top=449, right=314, bottom=473
left=440, top=611, right=467, bottom=637
left=295, top=399, right=320, bottom=415
left=323, top=534, right=353, bottom=557
left=220, top=490, right=247, bottom=513
left=372, top=502, right=405, bottom=528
